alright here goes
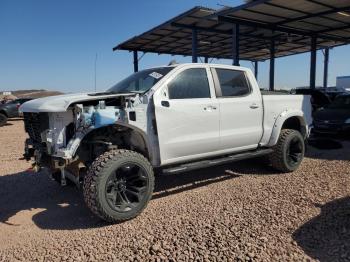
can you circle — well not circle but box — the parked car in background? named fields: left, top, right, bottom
left=0, top=98, right=33, bottom=126
left=324, top=86, right=347, bottom=101
left=293, top=88, right=331, bottom=112
left=313, top=93, right=350, bottom=135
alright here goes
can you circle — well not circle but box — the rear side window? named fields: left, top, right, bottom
left=168, top=68, right=211, bottom=99
left=215, top=69, right=250, bottom=97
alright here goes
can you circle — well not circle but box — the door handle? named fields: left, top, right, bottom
left=204, top=105, right=217, bottom=111
left=250, top=103, right=259, bottom=109
left=161, top=101, right=170, bottom=107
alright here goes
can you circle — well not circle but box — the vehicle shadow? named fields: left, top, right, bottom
left=306, top=138, right=350, bottom=161
left=0, top=159, right=275, bottom=230
left=292, top=196, right=350, bottom=261
left=8, top=118, right=23, bottom=122
left=0, top=171, right=104, bottom=230
left=154, top=158, right=278, bottom=199
left=2, top=123, right=13, bottom=126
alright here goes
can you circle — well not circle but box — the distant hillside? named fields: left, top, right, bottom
left=11, top=89, right=63, bottom=98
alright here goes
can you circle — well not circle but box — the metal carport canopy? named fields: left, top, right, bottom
left=113, top=1, right=350, bottom=61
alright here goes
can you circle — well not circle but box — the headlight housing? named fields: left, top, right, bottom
left=345, top=118, right=350, bottom=124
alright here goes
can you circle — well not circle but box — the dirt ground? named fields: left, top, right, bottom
left=0, top=120, right=349, bottom=261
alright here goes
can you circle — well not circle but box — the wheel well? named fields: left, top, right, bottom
left=76, top=124, right=151, bottom=164
left=281, top=117, right=306, bottom=137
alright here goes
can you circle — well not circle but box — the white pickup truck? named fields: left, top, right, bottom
left=21, top=63, right=312, bottom=222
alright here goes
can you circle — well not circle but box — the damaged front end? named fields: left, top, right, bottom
left=22, top=93, right=146, bottom=186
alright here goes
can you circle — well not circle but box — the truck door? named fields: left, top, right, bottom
left=211, top=67, right=263, bottom=152
left=153, top=66, right=220, bottom=165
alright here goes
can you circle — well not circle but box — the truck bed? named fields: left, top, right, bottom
left=259, top=94, right=312, bottom=145
left=261, top=90, right=291, bottom=95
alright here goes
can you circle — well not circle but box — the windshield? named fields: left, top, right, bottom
left=328, top=95, right=350, bottom=109
left=108, top=67, right=174, bottom=94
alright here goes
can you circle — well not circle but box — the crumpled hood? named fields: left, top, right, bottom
left=20, top=92, right=134, bottom=113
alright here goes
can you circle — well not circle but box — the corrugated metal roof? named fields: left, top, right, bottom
left=114, top=1, right=350, bottom=61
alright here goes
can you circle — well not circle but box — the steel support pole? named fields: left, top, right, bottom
left=254, top=61, right=258, bottom=80
left=192, top=29, right=198, bottom=63
left=133, top=50, right=138, bottom=73
left=269, top=39, right=275, bottom=91
left=310, top=36, right=317, bottom=89
left=323, top=47, right=329, bottom=89
left=204, top=57, right=208, bottom=63
left=232, top=24, right=240, bottom=66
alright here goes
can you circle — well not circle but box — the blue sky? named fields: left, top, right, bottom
left=1, top=0, right=349, bottom=93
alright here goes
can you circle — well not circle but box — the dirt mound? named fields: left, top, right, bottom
left=12, top=89, right=63, bottom=98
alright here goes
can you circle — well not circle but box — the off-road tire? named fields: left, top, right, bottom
left=269, top=129, right=305, bottom=173
left=83, top=149, right=154, bottom=223
left=0, top=113, right=7, bottom=127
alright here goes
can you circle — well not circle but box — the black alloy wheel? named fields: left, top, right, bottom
left=83, top=149, right=154, bottom=223
left=105, top=163, right=148, bottom=213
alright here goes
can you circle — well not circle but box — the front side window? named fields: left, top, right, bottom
left=168, top=68, right=211, bottom=99
left=215, top=68, right=250, bottom=97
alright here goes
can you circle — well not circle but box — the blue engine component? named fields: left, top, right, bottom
left=83, top=106, right=94, bottom=126
left=82, top=101, right=119, bottom=128
left=94, top=107, right=118, bottom=128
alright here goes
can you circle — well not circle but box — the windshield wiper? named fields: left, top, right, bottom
left=128, top=90, right=145, bottom=94
left=107, top=90, right=144, bottom=95
left=88, top=91, right=115, bottom=96
left=88, top=91, right=142, bottom=96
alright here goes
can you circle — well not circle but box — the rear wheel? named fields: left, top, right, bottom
left=0, top=113, right=7, bottom=127
left=269, top=129, right=305, bottom=173
left=83, top=149, right=154, bottom=223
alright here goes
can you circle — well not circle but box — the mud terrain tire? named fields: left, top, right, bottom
left=269, top=129, right=305, bottom=173
left=83, top=149, right=154, bottom=223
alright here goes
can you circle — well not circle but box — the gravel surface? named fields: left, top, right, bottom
left=0, top=120, right=349, bottom=261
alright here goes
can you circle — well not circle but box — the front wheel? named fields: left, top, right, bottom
left=83, top=149, right=154, bottom=223
left=269, top=129, right=305, bottom=173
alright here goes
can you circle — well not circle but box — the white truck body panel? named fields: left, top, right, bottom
left=153, top=65, right=220, bottom=165
left=260, top=95, right=312, bottom=146
left=213, top=66, right=263, bottom=152
left=21, top=63, right=312, bottom=168
left=153, top=64, right=312, bottom=165
left=20, top=92, right=134, bottom=113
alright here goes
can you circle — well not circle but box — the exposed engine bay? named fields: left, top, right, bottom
left=22, top=94, right=152, bottom=186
